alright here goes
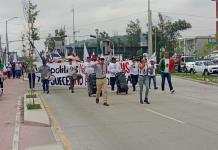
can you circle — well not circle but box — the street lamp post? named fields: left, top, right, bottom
left=5, top=17, right=18, bottom=65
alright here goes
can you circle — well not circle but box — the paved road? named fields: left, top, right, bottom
left=42, top=77, right=218, bottom=150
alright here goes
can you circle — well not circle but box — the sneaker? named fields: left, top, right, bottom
left=170, top=90, right=175, bottom=94
left=47, top=90, right=49, bottom=94
left=154, top=87, right=158, bottom=90
left=144, top=98, right=150, bottom=104
left=103, top=102, right=109, bottom=106
left=140, top=100, right=143, bottom=104
left=96, top=98, right=99, bottom=104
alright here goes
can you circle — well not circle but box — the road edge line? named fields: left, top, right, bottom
left=38, top=93, right=72, bottom=150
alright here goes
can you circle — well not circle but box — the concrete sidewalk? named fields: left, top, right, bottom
left=0, top=78, right=59, bottom=150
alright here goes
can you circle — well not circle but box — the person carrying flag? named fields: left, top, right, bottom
left=159, top=51, right=175, bottom=94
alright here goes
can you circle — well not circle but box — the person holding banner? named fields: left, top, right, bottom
left=138, top=55, right=150, bottom=104
left=93, top=49, right=113, bottom=106
left=108, top=57, right=121, bottom=91
left=159, top=51, right=175, bottom=94
left=38, top=60, right=51, bottom=94
left=129, top=57, right=139, bottom=91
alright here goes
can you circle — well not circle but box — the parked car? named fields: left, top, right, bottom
left=192, top=60, right=218, bottom=75
left=181, top=56, right=196, bottom=72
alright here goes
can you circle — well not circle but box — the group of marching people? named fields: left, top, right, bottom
left=67, top=49, right=176, bottom=107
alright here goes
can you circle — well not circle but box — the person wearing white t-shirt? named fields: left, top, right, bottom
left=129, top=57, right=139, bottom=91
left=148, top=60, right=158, bottom=89
left=108, top=57, right=121, bottom=91
left=84, top=56, right=95, bottom=93
left=67, top=58, right=79, bottom=93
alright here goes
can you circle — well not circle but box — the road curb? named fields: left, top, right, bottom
left=173, top=76, right=218, bottom=87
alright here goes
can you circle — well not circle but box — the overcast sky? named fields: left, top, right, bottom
left=0, top=0, right=216, bottom=55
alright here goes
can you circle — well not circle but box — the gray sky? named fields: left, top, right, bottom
left=0, top=0, right=216, bottom=55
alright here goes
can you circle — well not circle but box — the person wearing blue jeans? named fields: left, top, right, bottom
left=161, top=72, right=173, bottom=91
left=42, top=79, right=49, bottom=93
left=38, top=60, right=51, bottom=94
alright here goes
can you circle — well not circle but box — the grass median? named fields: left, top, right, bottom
left=172, top=72, right=218, bottom=84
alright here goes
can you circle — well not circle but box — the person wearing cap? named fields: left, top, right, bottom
left=148, top=59, right=158, bottom=90
left=38, top=60, right=51, bottom=94
left=67, top=57, right=80, bottom=93
left=159, top=51, right=175, bottom=94
left=93, top=49, right=113, bottom=106
left=138, top=56, right=150, bottom=104
left=129, top=57, right=139, bottom=91
left=84, top=56, right=95, bottom=93
left=108, top=57, right=121, bottom=91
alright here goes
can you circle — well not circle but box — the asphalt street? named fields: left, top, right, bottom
left=42, top=77, right=218, bottom=150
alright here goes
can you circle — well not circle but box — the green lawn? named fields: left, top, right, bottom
left=172, top=72, right=218, bottom=84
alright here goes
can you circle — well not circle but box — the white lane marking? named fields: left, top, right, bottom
left=146, top=108, right=185, bottom=124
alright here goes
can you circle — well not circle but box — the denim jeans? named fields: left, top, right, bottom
left=148, top=76, right=157, bottom=89
left=130, top=74, right=138, bottom=90
left=110, top=77, right=116, bottom=91
left=42, top=79, right=49, bottom=92
left=138, top=75, right=149, bottom=101
left=161, top=72, right=173, bottom=91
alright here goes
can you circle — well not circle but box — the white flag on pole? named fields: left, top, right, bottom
left=83, top=43, right=89, bottom=61
left=149, top=52, right=157, bottom=63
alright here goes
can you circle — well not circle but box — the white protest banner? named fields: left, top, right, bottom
left=34, top=61, right=133, bottom=87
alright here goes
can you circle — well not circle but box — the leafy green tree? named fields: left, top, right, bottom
left=154, top=13, right=192, bottom=62
left=126, top=19, right=141, bottom=46
left=45, top=27, right=66, bottom=52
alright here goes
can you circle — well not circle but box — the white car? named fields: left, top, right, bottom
left=192, top=60, right=218, bottom=75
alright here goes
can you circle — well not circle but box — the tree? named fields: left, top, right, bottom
left=126, top=19, right=141, bottom=46
left=154, top=13, right=192, bottom=62
left=99, top=31, right=110, bottom=39
left=45, top=27, right=66, bottom=52
left=23, top=0, right=40, bottom=108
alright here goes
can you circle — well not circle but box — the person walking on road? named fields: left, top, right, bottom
left=93, top=49, right=112, bottom=106
left=27, top=64, right=36, bottom=89
left=38, top=60, right=51, bottom=94
left=138, top=54, right=150, bottom=104
left=108, top=57, right=121, bottom=91
left=84, top=56, right=95, bottom=93
left=67, top=57, right=80, bottom=93
left=159, top=51, right=175, bottom=94
left=129, top=57, right=139, bottom=91
left=148, top=59, right=158, bottom=90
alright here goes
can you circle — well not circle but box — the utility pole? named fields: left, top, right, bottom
left=148, top=0, right=153, bottom=56
left=6, top=20, right=9, bottom=65
left=95, top=29, right=99, bottom=56
left=154, top=28, right=157, bottom=54
left=72, top=8, right=76, bottom=55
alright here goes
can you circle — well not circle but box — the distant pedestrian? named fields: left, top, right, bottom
left=38, top=60, right=51, bottom=94
left=11, top=62, right=16, bottom=79
left=138, top=54, right=150, bottom=104
left=148, top=60, right=158, bottom=89
left=67, top=57, right=80, bottom=93
left=93, top=49, right=112, bottom=106
left=129, top=57, right=139, bottom=91
left=159, top=51, right=175, bottom=94
left=27, top=65, right=36, bottom=89
left=15, top=62, right=22, bottom=78
left=84, top=56, right=95, bottom=93
left=108, top=57, right=121, bottom=91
